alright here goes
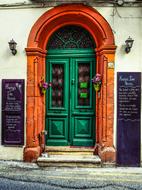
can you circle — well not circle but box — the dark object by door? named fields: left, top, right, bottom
left=2, top=79, right=24, bottom=145
left=117, top=72, right=141, bottom=167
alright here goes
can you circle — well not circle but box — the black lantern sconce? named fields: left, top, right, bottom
left=125, top=36, right=134, bottom=53
left=8, top=39, right=17, bottom=55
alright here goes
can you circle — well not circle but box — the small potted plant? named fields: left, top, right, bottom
left=92, top=73, right=102, bottom=92
left=38, top=76, right=52, bottom=95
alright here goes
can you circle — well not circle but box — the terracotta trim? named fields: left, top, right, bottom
left=26, top=47, right=47, bottom=57
left=24, top=4, right=116, bottom=163
left=27, top=4, right=114, bottom=49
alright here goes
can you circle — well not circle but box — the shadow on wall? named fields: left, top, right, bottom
left=119, top=45, right=126, bottom=56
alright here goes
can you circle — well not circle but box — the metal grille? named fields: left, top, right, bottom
left=47, top=25, right=95, bottom=49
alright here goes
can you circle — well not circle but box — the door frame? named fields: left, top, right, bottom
left=24, top=4, right=116, bottom=163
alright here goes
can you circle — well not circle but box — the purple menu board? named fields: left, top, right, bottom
left=2, top=80, right=24, bottom=145
left=117, top=72, right=141, bottom=166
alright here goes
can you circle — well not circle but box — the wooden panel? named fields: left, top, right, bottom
left=46, top=117, right=68, bottom=146
left=46, top=59, right=69, bottom=146
left=70, top=58, right=95, bottom=146
left=74, top=117, right=92, bottom=138
left=72, top=117, right=94, bottom=146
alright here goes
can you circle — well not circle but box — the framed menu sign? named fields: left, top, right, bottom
left=2, top=79, right=24, bottom=145
left=117, top=72, right=141, bottom=166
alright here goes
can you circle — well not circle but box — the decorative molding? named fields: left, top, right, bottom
left=25, top=47, right=47, bottom=57
left=33, top=57, right=39, bottom=64
left=96, top=45, right=117, bottom=55
left=27, top=4, right=115, bottom=49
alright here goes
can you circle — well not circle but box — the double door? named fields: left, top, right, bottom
left=46, top=51, right=96, bottom=146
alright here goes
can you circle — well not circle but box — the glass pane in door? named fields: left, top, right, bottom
left=52, top=64, right=64, bottom=107
left=78, top=63, right=90, bottom=106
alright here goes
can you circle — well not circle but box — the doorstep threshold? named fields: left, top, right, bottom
left=45, top=146, right=94, bottom=152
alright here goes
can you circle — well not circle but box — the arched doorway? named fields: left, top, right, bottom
left=46, top=25, right=96, bottom=147
left=24, top=4, right=116, bottom=163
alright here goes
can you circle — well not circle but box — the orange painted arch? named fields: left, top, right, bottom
left=24, top=4, right=116, bottom=163
left=27, top=4, right=114, bottom=49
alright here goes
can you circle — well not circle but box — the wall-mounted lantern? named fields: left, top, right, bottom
left=8, top=39, right=17, bottom=55
left=125, top=36, right=134, bottom=53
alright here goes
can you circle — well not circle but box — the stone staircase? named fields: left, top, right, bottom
left=37, top=147, right=102, bottom=167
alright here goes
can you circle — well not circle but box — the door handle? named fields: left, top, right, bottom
left=71, top=79, right=75, bottom=85
left=49, top=82, right=52, bottom=87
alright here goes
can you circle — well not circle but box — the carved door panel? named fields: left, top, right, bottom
left=70, top=58, right=95, bottom=146
left=46, top=59, right=69, bottom=145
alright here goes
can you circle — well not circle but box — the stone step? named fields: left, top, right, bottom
left=45, top=146, right=94, bottom=156
left=37, top=154, right=101, bottom=168
left=45, top=146, right=94, bottom=151
left=48, top=154, right=96, bottom=158
left=47, top=152, right=94, bottom=156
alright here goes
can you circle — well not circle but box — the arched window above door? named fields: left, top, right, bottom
left=47, top=25, right=96, bottom=49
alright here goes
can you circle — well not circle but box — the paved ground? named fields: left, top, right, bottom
left=0, top=161, right=142, bottom=190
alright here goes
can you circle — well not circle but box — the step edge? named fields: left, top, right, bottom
left=37, top=158, right=101, bottom=163
left=45, top=146, right=94, bottom=152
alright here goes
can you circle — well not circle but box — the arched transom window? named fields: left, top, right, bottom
left=47, top=25, right=96, bottom=49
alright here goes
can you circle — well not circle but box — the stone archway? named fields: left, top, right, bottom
left=24, top=4, right=116, bottom=163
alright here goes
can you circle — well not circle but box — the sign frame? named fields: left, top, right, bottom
left=2, top=79, right=25, bottom=146
left=117, top=72, right=141, bottom=167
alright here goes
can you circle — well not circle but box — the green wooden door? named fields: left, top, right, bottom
left=46, top=50, right=95, bottom=146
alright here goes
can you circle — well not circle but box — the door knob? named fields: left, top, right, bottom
left=71, top=79, right=75, bottom=85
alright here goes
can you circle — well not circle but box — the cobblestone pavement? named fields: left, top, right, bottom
left=0, top=161, right=142, bottom=190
